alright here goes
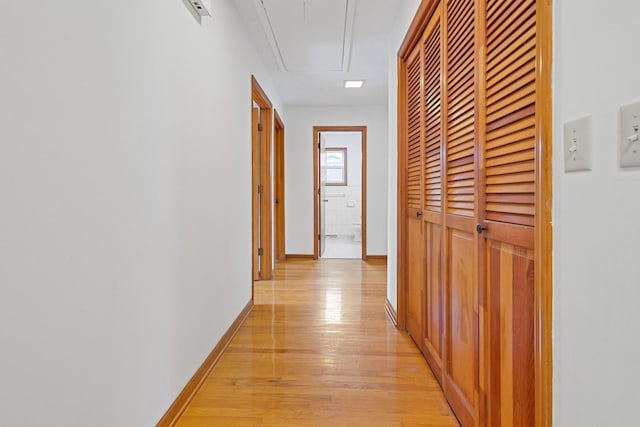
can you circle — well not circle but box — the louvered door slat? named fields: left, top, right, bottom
left=487, top=5, right=535, bottom=53
left=406, top=52, right=423, bottom=210
left=484, top=0, right=536, bottom=227
left=448, top=0, right=473, bottom=42
left=487, top=36, right=535, bottom=85
left=487, top=0, right=509, bottom=16
left=423, top=17, right=442, bottom=213
left=486, top=171, right=533, bottom=184
left=446, top=0, right=475, bottom=221
left=487, top=139, right=533, bottom=158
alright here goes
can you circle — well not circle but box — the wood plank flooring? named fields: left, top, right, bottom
left=175, top=259, right=459, bottom=427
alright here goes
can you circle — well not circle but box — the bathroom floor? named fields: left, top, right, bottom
left=321, top=235, right=362, bottom=259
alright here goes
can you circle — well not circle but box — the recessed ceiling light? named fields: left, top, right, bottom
left=345, top=80, right=365, bottom=88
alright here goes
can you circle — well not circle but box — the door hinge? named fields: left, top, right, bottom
left=258, top=185, right=263, bottom=194
left=318, top=233, right=321, bottom=240
left=258, top=123, right=263, bottom=132
left=258, top=247, right=263, bottom=256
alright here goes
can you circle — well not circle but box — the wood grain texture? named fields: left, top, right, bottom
left=446, top=0, right=476, bottom=219
left=420, top=9, right=446, bottom=390
left=397, top=49, right=409, bottom=332
left=366, top=255, right=388, bottom=261
left=423, top=221, right=443, bottom=384
left=252, top=76, right=274, bottom=281
left=406, top=217, right=425, bottom=350
left=285, top=254, right=315, bottom=259
left=487, top=241, right=535, bottom=427
left=252, top=106, right=260, bottom=282
left=484, top=0, right=537, bottom=228
left=423, top=12, right=443, bottom=214
left=157, top=301, right=254, bottom=426
left=385, top=297, right=398, bottom=327
left=534, top=1, right=553, bottom=426
left=445, top=228, right=476, bottom=427
left=174, top=260, right=460, bottom=427
left=274, top=110, right=286, bottom=262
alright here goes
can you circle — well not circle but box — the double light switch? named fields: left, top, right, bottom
left=564, top=103, right=640, bottom=172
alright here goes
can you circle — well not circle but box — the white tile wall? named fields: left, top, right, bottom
left=324, top=185, right=362, bottom=236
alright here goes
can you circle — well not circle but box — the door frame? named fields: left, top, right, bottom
left=251, top=75, right=273, bottom=282
left=274, top=110, right=286, bottom=262
left=395, top=1, right=553, bottom=426
left=313, top=126, right=367, bottom=260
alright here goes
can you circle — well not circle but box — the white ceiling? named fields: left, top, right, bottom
left=232, top=0, right=398, bottom=106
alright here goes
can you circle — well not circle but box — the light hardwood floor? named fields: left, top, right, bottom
left=175, top=259, right=459, bottom=427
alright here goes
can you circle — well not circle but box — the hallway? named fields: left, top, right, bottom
left=175, top=260, right=459, bottom=426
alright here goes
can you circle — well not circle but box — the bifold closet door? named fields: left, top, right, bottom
left=420, top=5, right=445, bottom=385
left=400, top=0, right=543, bottom=425
left=404, top=43, right=426, bottom=348
left=442, top=0, right=479, bottom=425
left=481, top=0, right=537, bottom=425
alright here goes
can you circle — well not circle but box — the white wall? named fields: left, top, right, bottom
left=553, top=1, right=640, bottom=425
left=323, top=133, right=363, bottom=236
left=387, top=0, right=422, bottom=310
left=0, top=1, right=283, bottom=426
left=285, top=105, right=388, bottom=255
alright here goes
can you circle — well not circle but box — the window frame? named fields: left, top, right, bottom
left=321, top=147, right=348, bottom=186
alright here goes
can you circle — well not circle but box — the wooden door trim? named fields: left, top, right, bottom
left=274, top=110, right=285, bottom=262
left=251, top=107, right=260, bottom=283
left=395, top=1, right=553, bottom=426
left=313, top=126, right=367, bottom=260
left=535, top=1, right=553, bottom=426
left=251, top=75, right=273, bottom=282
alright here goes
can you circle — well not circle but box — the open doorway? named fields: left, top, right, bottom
left=313, top=126, right=367, bottom=260
left=273, top=111, right=285, bottom=263
left=251, top=76, right=273, bottom=282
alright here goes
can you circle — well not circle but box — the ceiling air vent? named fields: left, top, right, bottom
left=187, top=0, right=212, bottom=17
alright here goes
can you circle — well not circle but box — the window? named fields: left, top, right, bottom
left=321, top=147, right=347, bottom=186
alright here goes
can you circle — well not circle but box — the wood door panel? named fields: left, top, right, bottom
left=423, top=13, right=442, bottom=215
left=406, top=47, right=424, bottom=212
left=445, top=228, right=476, bottom=425
left=484, top=0, right=537, bottom=229
left=446, top=0, right=476, bottom=220
left=406, top=217, right=425, bottom=346
left=398, top=0, right=550, bottom=424
left=423, top=221, right=443, bottom=383
left=487, top=240, right=534, bottom=427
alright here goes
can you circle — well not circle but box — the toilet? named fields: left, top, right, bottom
left=352, top=221, right=362, bottom=242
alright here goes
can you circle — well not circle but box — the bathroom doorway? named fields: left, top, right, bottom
left=313, top=126, right=366, bottom=260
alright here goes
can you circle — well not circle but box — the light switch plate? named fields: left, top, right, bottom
left=620, top=102, right=640, bottom=168
left=564, top=115, right=592, bottom=172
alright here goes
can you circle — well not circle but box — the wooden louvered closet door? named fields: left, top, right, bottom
left=402, top=5, right=446, bottom=384
left=441, top=0, right=479, bottom=425
left=420, top=6, right=445, bottom=385
left=481, top=0, right=537, bottom=425
left=403, top=39, right=426, bottom=348
left=400, top=0, right=544, bottom=425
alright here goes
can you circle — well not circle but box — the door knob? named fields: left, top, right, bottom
left=275, top=198, right=280, bottom=204
left=416, top=211, right=422, bottom=218
left=323, top=199, right=329, bottom=202
left=476, top=223, right=486, bottom=234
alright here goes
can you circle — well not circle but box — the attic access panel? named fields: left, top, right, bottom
left=255, top=0, right=356, bottom=72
